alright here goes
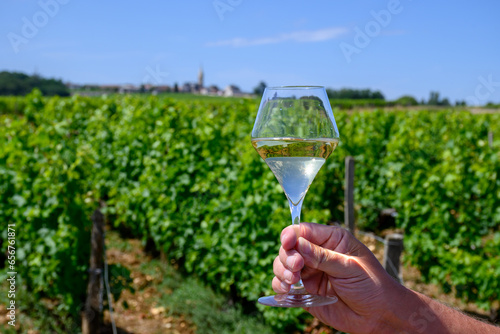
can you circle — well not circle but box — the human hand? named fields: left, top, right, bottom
left=272, top=222, right=406, bottom=334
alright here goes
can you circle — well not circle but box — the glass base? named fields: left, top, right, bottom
left=258, top=287, right=338, bottom=308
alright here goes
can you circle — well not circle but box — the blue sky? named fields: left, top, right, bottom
left=1, top=0, right=499, bottom=104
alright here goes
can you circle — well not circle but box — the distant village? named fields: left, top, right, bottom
left=66, top=67, right=247, bottom=97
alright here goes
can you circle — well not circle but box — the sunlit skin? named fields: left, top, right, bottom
left=272, top=223, right=402, bottom=334
left=271, top=222, right=500, bottom=334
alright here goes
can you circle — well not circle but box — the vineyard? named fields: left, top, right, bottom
left=1, top=90, right=499, bottom=331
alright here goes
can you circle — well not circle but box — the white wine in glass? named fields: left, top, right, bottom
left=251, top=86, right=340, bottom=307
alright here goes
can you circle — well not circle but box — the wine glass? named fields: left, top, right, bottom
left=251, top=86, right=340, bottom=307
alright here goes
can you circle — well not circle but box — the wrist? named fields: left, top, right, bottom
left=372, top=283, right=415, bottom=334
left=373, top=286, right=500, bottom=334
left=371, top=283, right=448, bottom=334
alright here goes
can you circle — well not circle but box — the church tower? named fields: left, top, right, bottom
left=198, top=66, right=204, bottom=88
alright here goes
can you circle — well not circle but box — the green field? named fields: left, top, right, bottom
left=1, top=90, right=499, bottom=331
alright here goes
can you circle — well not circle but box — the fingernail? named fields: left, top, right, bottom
left=286, top=256, right=296, bottom=269
left=283, top=270, right=293, bottom=282
left=280, top=281, right=290, bottom=291
left=298, top=238, right=311, bottom=256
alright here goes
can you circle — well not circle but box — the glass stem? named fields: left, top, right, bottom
left=288, top=198, right=306, bottom=291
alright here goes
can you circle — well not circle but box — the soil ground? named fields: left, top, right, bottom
left=99, top=235, right=196, bottom=334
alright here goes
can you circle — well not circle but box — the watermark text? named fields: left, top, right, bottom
left=7, top=0, right=70, bottom=53
left=6, top=224, right=17, bottom=326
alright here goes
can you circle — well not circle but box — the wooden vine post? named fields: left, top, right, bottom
left=383, top=233, right=404, bottom=282
left=82, top=207, right=104, bottom=334
left=345, top=156, right=355, bottom=233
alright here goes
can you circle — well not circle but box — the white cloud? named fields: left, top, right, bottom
left=206, top=27, right=348, bottom=47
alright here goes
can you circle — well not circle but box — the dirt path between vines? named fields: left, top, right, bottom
left=100, top=233, right=195, bottom=334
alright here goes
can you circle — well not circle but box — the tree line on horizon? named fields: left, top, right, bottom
left=0, top=71, right=492, bottom=107
left=0, top=71, right=70, bottom=97
left=253, top=81, right=470, bottom=107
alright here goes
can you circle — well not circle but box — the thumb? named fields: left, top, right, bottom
left=297, top=237, right=361, bottom=279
